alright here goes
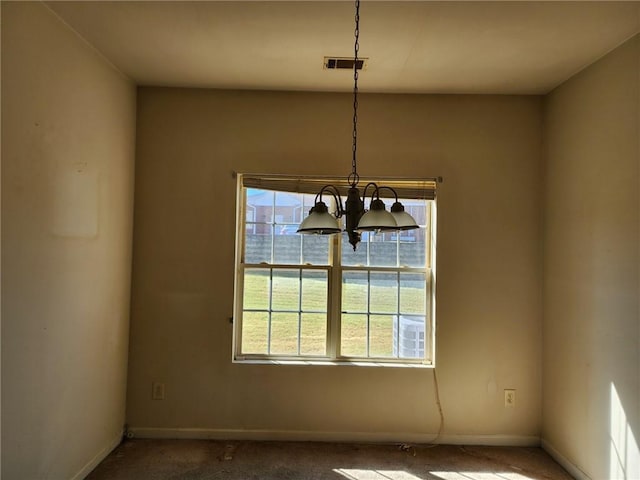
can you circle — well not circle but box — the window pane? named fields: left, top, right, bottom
left=369, top=232, right=398, bottom=267
left=400, top=273, right=426, bottom=314
left=396, top=315, right=425, bottom=359
left=300, top=313, right=327, bottom=356
left=341, top=314, right=367, bottom=357
left=246, top=189, right=274, bottom=223
left=370, top=272, right=398, bottom=314
left=245, top=225, right=273, bottom=264
left=398, top=228, right=426, bottom=267
left=407, top=203, right=427, bottom=225
left=342, top=271, right=368, bottom=313
left=274, top=231, right=301, bottom=264
left=243, top=269, right=270, bottom=310
left=275, top=191, right=303, bottom=223
left=341, top=232, right=368, bottom=266
left=241, top=311, right=269, bottom=354
left=302, top=235, right=330, bottom=265
left=301, top=270, right=327, bottom=312
left=271, top=269, right=300, bottom=311
left=270, top=312, right=299, bottom=355
left=370, top=315, right=395, bottom=358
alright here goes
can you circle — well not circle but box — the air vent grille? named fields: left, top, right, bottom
left=324, top=57, right=368, bottom=70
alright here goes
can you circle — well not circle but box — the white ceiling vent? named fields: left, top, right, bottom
left=323, top=57, right=368, bottom=71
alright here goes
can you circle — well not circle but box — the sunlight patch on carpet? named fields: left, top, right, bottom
left=430, top=471, right=536, bottom=480
left=334, top=469, right=424, bottom=480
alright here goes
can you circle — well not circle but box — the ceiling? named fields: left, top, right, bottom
left=46, top=1, right=640, bottom=95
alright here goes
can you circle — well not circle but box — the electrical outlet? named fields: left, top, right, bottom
left=152, top=382, right=165, bottom=400
left=504, top=389, right=516, bottom=407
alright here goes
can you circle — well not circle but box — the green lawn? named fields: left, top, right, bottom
left=241, top=270, right=425, bottom=357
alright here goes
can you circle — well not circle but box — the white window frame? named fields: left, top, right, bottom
left=232, top=174, right=437, bottom=367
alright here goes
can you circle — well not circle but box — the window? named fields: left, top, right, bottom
left=233, top=174, right=437, bottom=365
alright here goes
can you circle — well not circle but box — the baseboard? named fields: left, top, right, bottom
left=128, top=427, right=539, bottom=446
left=70, top=430, right=123, bottom=480
left=541, top=439, right=591, bottom=480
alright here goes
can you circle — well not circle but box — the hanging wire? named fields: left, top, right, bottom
left=349, top=0, right=361, bottom=188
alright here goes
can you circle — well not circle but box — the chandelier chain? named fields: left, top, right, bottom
left=298, top=0, right=423, bottom=250
left=350, top=0, right=360, bottom=187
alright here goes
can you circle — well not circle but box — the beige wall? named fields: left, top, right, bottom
left=1, top=2, right=136, bottom=478
left=129, top=89, right=543, bottom=442
left=542, top=35, right=640, bottom=479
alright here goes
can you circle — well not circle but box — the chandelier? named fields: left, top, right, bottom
left=297, top=0, right=420, bottom=250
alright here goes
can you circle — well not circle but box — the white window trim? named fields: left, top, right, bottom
left=232, top=174, right=437, bottom=367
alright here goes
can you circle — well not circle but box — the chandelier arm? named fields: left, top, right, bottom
left=361, top=182, right=379, bottom=204
left=374, top=185, right=400, bottom=202
left=319, top=184, right=346, bottom=216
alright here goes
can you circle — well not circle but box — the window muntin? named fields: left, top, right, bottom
left=235, top=177, right=436, bottom=365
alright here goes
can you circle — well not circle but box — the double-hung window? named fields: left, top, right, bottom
left=233, top=174, right=437, bottom=366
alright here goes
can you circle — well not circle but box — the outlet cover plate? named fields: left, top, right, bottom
left=504, top=389, right=516, bottom=407
left=152, top=382, right=165, bottom=400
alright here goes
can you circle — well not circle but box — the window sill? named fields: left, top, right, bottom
left=233, top=358, right=433, bottom=368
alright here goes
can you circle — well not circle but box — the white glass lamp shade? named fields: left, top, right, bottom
left=357, top=199, right=398, bottom=231
left=390, top=201, right=419, bottom=230
left=297, top=201, right=341, bottom=234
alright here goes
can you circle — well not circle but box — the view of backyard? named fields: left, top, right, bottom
left=238, top=185, right=431, bottom=361
left=241, top=270, right=426, bottom=358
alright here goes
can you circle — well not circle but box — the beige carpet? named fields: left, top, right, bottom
left=87, top=439, right=574, bottom=480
